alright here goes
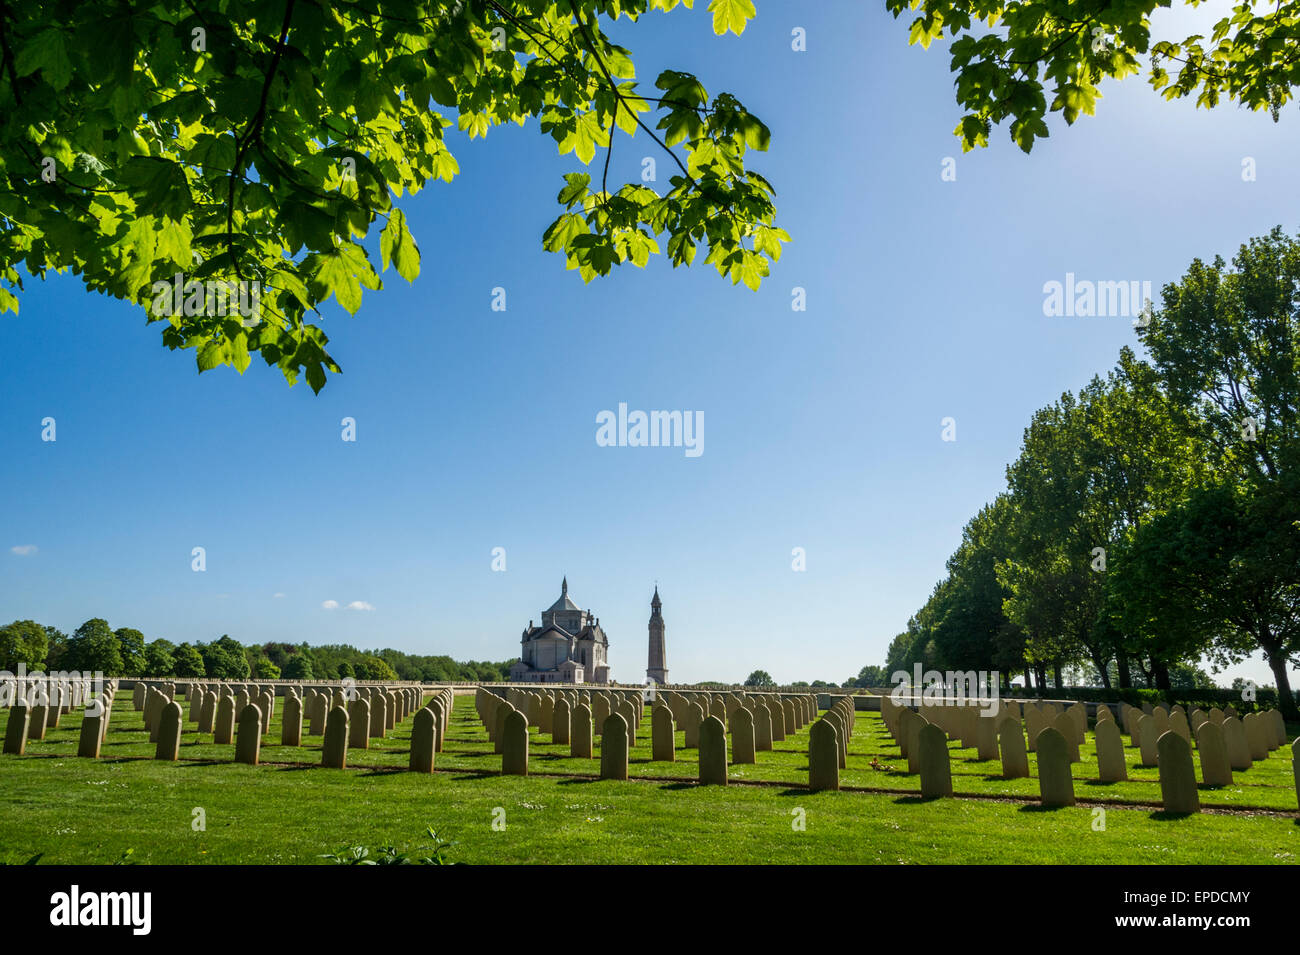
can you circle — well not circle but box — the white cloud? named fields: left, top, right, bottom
left=273, top=592, right=285, bottom=598
left=321, top=600, right=339, bottom=610
left=345, top=601, right=375, bottom=611
left=10, top=545, right=37, bottom=556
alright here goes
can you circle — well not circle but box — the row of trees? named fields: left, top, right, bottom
left=0, top=618, right=515, bottom=683
left=885, top=228, right=1300, bottom=719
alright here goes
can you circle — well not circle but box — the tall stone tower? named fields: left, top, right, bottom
left=646, top=586, right=668, bottom=686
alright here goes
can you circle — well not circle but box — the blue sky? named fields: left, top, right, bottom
left=2, top=1, right=1297, bottom=688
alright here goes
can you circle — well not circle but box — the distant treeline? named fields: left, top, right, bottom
left=0, top=617, right=515, bottom=683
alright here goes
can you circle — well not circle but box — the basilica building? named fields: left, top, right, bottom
left=509, top=578, right=611, bottom=684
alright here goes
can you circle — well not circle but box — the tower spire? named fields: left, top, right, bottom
left=647, top=584, right=668, bottom=686
left=562, top=575, right=568, bottom=596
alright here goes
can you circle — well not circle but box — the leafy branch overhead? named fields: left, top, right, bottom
left=0, top=0, right=785, bottom=391
left=887, top=0, right=1300, bottom=152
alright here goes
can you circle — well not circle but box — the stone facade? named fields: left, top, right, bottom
left=509, top=578, right=611, bottom=684
left=647, top=586, right=668, bottom=686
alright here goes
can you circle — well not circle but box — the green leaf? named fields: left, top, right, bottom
left=15, top=28, right=74, bottom=90
left=380, top=209, right=420, bottom=282
left=708, top=0, right=756, bottom=35
left=316, top=251, right=363, bottom=314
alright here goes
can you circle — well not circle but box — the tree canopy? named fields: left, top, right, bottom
left=888, top=0, right=1300, bottom=151
left=0, top=0, right=784, bottom=390
left=890, top=227, right=1300, bottom=717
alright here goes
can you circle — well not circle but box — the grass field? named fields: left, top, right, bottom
left=0, top=692, right=1296, bottom=864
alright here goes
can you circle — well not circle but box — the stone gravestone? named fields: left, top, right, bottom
left=808, top=719, right=840, bottom=791
left=410, top=708, right=436, bottom=774
left=998, top=719, right=1029, bottom=779
left=370, top=693, right=387, bottom=741
left=1053, top=712, right=1080, bottom=762
left=493, top=704, right=514, bottom=755
left=593, top=695, right=610, bottom=738
left=281, top=695, right=302, bottom=747
left=901, top=709, right=926, bottom=775
left=975, top=714, right=999, bottom=761
left=1025, top=705, right=1046, bottom=753
left=1293, top=738, right=1300, bottom=811
left=1223, top=716, right=1252, bottom=771
left=78, top=708, right=103, bottom=759
left=539, top=694, right=553, bottom=734
left=600, top=713, right=629, bottom=780
left=570, top=703, right=593, bottom=759
left=752, top=702, right=773, bottom=752
left=3, top=704, right=30, bottom=755
left=429, top=699, right=445, bottom=752
left=1035, top=727, right=1076, bottom=807
left=652, top=706, right=676, bottom=762
left=699, top=715, right=728, bottom=786
left=1270, top=709, right=1287, bottom=748
left=257, top=691, right=273, bottom=734
left=27, top=702, right=49, bottom=741
left=321, top=706, right=349, bottom=769
left=1169, top=709, right=1192, bottom=744
left=684, top=701, right=705, bottom=749
left=1156, top=731, right=1200, bottom=814
left=1136, top=714, right=1159, bottom=768
left=349, top=699, right=371, bottom=750
left=156, top=701, right=183, bottom=761
left=1195, top=719, right=1233, bottom=787
left=235, top=704, right=262, bottom=765
left=768, top=700, right=785, bottom=742
left=730, top=706, right=755, bottom=765
left=214, top=696, right=236, bottom=745
left=618, top=699, right=637, bottom=748
left=552, top=697, right=571, bottom=745
left=1067, top=702, right=1087, bottom=744
left=1244, top=713, right=1270, bottom=761
left=502, top=710, right=529, bottom=776
left=918, top=723, right=953, bottom=798
left=1094, top=717, right=1127, bottom=782
left=198, top=692, right=216, bottom=733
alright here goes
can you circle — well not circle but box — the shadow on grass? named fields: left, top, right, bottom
left=1017, top=803, right=1069, bottom=813
left=1082, top=779, right=1123, bottom=788
left=1149, top=810, right=1199, bottom=820
left=893, top=794, right=944, bottom=805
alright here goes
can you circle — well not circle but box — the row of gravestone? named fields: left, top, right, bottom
left=807, top=696, right=858, bottom=790
left=4, top=680, right=457, bottom=773
left=2, top=682, right=119, bottom=756
left=882, top=696, right=1298, bottom=813
left=2, top=676, right=108, bottom=711
left=477, top=686, right=841, bottom=788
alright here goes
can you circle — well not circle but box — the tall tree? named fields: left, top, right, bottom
left=1114, top=480, right=1300, bottom=718
left=929, top=494, right=1026, bottom=680
left=0, top=1, right=784, bottom=390
left=1137, top=227, right=1300, bottom=710
left=0, top=619, right=50, bottom=671
left=114, top=627, right=148, bottom=675
left=66, top=618, right=124, bottom=674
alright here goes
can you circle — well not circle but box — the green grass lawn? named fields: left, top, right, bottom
left=0, top=692, right=1296, bottom=864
